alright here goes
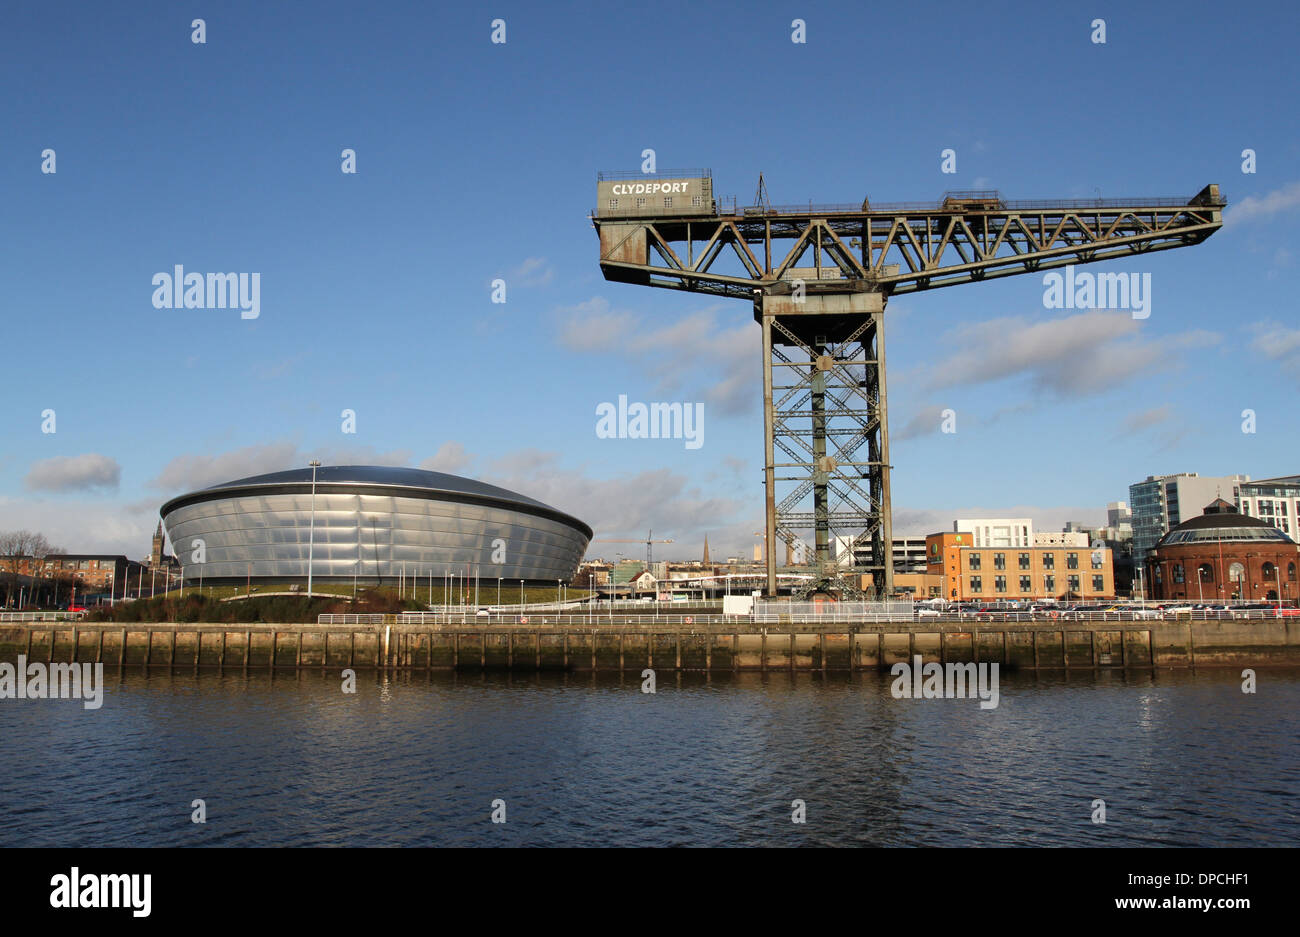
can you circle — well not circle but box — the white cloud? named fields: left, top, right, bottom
left=148, top=442, right=417, bottom=491
left=478, top=449, right=751, bottom=556
left=25, top=453, right=121, bottom=492
left=924, top=311, right=1219, bottom=395
left=1226, top=181, right=1300, bottom=225
left=1121, top=406, right=1173, bottom=434
left=148, top=442, right=299, bottom=491
left=503, top=256, right=555, bottom=287
left=0, top=496, right=151, bottom=558
left=1250, top=320, right=1300, bottom=381
left=420, top=441, right=474, bottom=474
left=893, top=405, right=949, bottom=442
left=555, top=297, right=757, bottom=414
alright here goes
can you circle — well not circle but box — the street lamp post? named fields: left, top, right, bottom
left=307, top=460, right=321, bottom=598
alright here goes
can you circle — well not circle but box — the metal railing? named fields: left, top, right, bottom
left=0, top=611, right=87, bottom=622
left=754, top=600, right=916, bottom=623
left=733, top=195, right=1213, bottom=217
left=597, top=168, right=711, bottom=181
left=315, top=607, right=1298, bottom=627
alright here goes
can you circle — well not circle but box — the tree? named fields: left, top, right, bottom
left=0, top=531, right=63, bottom=607
left=0, top=530, right=39, bottom=608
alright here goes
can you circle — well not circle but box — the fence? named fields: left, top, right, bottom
left=0, top=611, right=87, bottom=622
left=754, top=600, right=915, bottom=623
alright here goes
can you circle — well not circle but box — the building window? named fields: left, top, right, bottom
left=1173, top=564, right=1184, bottom=584
left=1044, top=574, right=1055, bottom=593
left=1067, top=552, right=1079, bottom=570
left=994, top=552, right=1005, bottom=570
left=969, top=575, right=982, bottom=592
left=1019, top=575, right=1031, bottom=592
left=1068, top=575, right=1080, bottom=593
left=1290, top=562, right=1297, bottom=582
left=969, top=553, right=982, bottom=570
left=995, top=575, right=1007, bottom=593
left=663, top=197, right=672, bottom=209
left=1198, top=563, right=1214, bottom=583
left=1091, top=551, right=1103, bottom=570
left=1018, top=552, right=1030, bottom=570
left=1093, top=575, right=1104, bottom=592
left=692, top=195, right=703, bottom=207
left=1262, top=562, right=1276, bottom=581
left=1043, top=553, right=1055, bottom=570
left=608, top=199, right=619, bottom=209
left=635, top=197, right=646, bottom=208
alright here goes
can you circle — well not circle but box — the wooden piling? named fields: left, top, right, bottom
left=119, top=629, right=126, bottom=667
left=70, top=627, right=78, bottom=663
left=95, top=629, right=104, bottom=664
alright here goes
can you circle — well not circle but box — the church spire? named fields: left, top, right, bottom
left=702, top=534, right=710, bottom=566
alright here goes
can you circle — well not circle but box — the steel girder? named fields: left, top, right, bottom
left=596, top=187, right=1223, bottom=298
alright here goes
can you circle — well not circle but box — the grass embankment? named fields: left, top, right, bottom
left=86, top=584, right=591, bottom=624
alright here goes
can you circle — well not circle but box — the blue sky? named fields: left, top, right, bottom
left=1, top=0, right=1297, bottom=561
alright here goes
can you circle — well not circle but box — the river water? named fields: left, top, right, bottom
left=1, top=668, right=1296, bottom=847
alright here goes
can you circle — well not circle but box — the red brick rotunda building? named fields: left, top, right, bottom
left=1145, top=499, right=1299, bottom=602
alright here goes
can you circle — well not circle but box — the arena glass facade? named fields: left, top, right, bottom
left=159, top=466, right=593, bottom=585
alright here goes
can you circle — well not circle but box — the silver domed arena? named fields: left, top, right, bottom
left=159, top=465, right=592, bottom=585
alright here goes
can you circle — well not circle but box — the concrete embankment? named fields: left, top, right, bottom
left=2, top=619, right=1297, bottom=671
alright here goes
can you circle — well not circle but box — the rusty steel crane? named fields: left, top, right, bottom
left=592, top=171, right=1226, bottom=598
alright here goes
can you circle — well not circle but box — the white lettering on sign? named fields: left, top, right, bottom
left=610, top=181, right=692, bottom=196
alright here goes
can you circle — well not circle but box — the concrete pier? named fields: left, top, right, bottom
left=2, top=618, right=1297, bottom=671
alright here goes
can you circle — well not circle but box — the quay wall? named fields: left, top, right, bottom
left=1, top=619, right=1297, bottom=671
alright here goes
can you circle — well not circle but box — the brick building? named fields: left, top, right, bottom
left=1144, top=499, right=1299, bottom=602
left=926, top=531, right=1114, bottom=601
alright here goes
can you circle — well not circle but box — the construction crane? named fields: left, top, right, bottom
left=592, top=530, right=674, bottom=571
left=593, top=171, right=1226, bottom=598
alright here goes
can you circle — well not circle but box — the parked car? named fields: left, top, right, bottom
left=1230, top=603, right=1273, bottom=620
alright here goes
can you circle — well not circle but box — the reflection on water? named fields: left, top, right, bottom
left=1, top=668, right=1296, bottom=846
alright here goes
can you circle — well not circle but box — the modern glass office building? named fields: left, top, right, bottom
left=159, top=466, right=592, bottom=585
